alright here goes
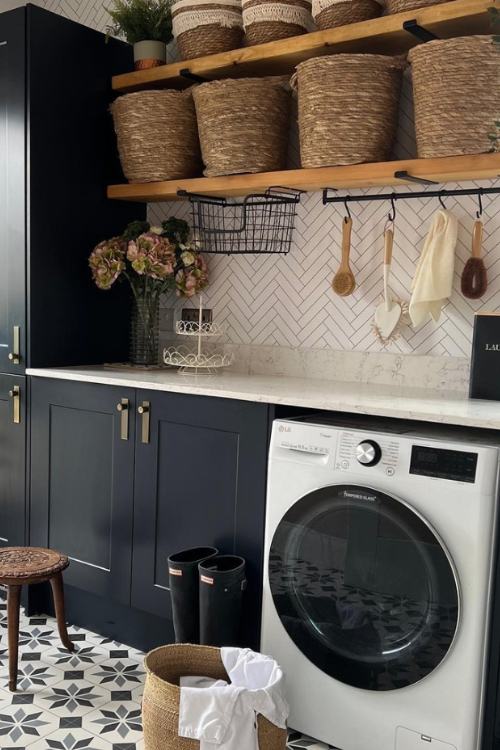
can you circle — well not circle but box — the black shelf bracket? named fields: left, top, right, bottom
left=403, top=19, right=438, bottom=42
left=179, top=68, right=207, bottom=83
left=394, top=170, right=439, bottom=185
left=322, top=187, right=338, bottom=204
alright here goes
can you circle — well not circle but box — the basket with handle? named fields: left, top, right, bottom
left=143, top=644, right=288, bottom=750
left=180, top=188, right=301, bottom=254
left=172, top=0, right=243, bottom=60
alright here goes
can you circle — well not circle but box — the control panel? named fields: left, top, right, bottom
left=336, top=431, right=400, bottom=476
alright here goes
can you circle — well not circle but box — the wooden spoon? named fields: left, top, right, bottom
left=332, top=217, right=355, bottom=296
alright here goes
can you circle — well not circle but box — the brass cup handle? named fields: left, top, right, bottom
left=116, top=398, right=129, bottom=440
left=138, top=401, right=150, bottom=444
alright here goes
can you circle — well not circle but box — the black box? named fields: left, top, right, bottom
left=470, top=313, right=500, bottom=400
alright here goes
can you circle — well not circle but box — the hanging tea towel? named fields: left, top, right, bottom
left=409, top=209, right=458, bottom=328
left=178, top=647, right=289, bottom=750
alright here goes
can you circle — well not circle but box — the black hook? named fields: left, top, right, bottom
left=388, top=195, right=396, bottom=222
left=476, top=189, right=483, bottom=219
left=343, top=199, right=351, bottom=221
left=438, top=193, right=447, bottom=209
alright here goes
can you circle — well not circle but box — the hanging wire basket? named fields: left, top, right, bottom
left=178, top=187, right=302, bottom=255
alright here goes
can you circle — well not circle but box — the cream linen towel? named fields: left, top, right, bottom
left=409, top=209, right=458, bottom=328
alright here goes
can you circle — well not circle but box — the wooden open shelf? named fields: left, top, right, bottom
left=107, top=153, right=500, bottom=202
left=112, top=0, right=497, bottom=92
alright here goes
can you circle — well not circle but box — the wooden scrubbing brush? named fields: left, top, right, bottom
left=461, top=219, right=487, bottom=299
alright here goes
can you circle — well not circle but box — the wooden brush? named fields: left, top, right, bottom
left=461, top=219, right=487, bottom=299
left=332, top=217, right=356, bottom=296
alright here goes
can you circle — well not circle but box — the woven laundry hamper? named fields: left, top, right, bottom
left=192, top=76, right=291, bottom=176
left=143, top=644, right=288, bottom=750
left=312, top=0, right=381, bottom=30
left=243, top=0, right=314, bottom=46
left=385, top=0, right=448, bottom=14
left=294, top=54, right=404, bottom=168
left=172, top=0, right=243, bottom=60
left=408, top=36, right=500, bottom=159
left=110, top=90, right=202, bottom=183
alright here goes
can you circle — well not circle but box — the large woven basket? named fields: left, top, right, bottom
left=192, top=76, right=290, bottom=176
left=408, top=36, right=500, bottom=159
left=312, top=0, right=381, bottom=29
left=243, top=0, right=313, bottom=46
left=294, top=54, right=404, bottom=168
left=385, top=0, right=448, bottom=14
left=172, top=0, right=243, bottom=60
left=143, top=645, right=288, bottom=750
left=111, top=90, right=201, bottom=183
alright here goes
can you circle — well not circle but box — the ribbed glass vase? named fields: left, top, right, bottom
left=129, top=292, right=160, bottom=366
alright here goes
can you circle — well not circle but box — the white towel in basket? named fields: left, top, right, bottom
left=178, top=647, right=289, bottom=750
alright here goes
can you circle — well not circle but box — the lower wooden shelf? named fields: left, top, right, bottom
left=107, top=153, right=500, bottom=202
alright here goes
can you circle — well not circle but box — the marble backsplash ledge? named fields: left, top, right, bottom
left=159, top=338, right=471, bottom=392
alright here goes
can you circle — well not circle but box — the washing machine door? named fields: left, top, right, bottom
left=269, top=484, right=459, bottom=691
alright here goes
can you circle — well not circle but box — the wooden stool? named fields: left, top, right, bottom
left=0, top=547, right=74, bottom=691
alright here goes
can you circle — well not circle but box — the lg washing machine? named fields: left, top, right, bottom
left=261, top=416, right=500, bottom=750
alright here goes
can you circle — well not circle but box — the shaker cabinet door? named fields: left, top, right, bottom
left=0, top=10, right=26, bottom=374
left=30, top=378, right=136, bottom=604
left=131, top=391, right=270, bottom=647
left=0, top=375, right=26, bottom=547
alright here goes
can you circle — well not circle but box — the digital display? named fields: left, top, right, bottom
left=410, top=445, right=478, bottom=483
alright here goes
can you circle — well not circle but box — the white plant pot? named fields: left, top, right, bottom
left=133, top=40, right=166, bottom=70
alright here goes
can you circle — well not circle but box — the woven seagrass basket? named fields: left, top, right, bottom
left=192, top=76, right=291, bottom=176
left=143, top=645, right=287, bottom=750
left=111, top=90, right=201, bottom=183
left=408, top=36, right=500, bottom=159
left=172, top=0, right=243, bottom=60
left=294, top=54, right=404, bottom=168
left=243, top=0, right=313, bottom=46
left=312, top=0, right=381, bottom=30
left=385, top=0, right=448, bottom=14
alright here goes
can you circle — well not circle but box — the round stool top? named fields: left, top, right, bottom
left=0, top=547, right=69, bottom=582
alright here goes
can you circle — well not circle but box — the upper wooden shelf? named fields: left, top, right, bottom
left=107, top=153, right=500, bottom=201
left=112, top=0, right=496, bottom=92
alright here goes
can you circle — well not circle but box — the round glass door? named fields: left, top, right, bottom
left=269, top=485, right=459, bottom=691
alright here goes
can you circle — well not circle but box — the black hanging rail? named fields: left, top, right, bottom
left=322, top=185, right=500, bottom=207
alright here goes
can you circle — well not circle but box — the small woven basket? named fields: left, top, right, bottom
left=408, top=36, right=500, bottom=159
left=143, top=644, right=288, bottom=750
left=243, top=0, right=313, bottom=46
left=385, top=0, right=448, bottom=14
left=192, top=76, right=291, bottom=176
left=172, top=0, right=243, bottom=60
left=111, top=90, right=201, bottom=183
left=294, top=54, right=404, bottom=168
left=312, top=0, right=381, bottom=29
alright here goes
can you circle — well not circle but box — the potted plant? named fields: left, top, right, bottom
left=107, top=0, right=173, bottom=70
left=89, top=218, right=208, bottom=366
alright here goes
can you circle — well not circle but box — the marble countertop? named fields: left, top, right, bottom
left=26, top=366, right=500, bottom=431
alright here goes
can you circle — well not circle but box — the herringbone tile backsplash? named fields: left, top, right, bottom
left=36, top=0, right=500, bottom=358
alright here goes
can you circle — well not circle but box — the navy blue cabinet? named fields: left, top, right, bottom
left=0, top=376, right=26, bottom=547
left=30, top=378, right=271, bottom=648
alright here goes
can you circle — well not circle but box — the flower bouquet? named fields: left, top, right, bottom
left=89, top=218, right=208, bottom=366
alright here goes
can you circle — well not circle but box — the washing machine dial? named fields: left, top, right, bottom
left=356, top=440, right=382, bottom=467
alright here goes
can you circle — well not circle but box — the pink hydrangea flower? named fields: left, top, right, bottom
left=88, top=237, right=126, bottom=290
left=175, top=254, right=209, bottom=298
left=127, top=233, right=176, bottom=280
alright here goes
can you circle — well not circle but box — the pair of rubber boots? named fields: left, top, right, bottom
left=168, top=547, right=247, bottom=646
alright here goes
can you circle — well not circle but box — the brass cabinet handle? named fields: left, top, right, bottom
left=116, top=398, right=129, bottom=441
left=138, top=401, right=150, bottom=444
left=8, top=385, right=20, bottom=424
left=8, top=326, right=20, bottom=364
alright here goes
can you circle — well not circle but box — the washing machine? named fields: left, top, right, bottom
left=261, top=415, right=500, bottom=750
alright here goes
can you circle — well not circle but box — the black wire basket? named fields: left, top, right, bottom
left=179, top=188, right=302, bottom=255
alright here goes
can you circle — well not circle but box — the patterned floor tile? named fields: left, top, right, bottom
left=0, top=607, right=330, bottom=750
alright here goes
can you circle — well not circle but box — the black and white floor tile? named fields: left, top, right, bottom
left=0, top=603, right=332, bottom=750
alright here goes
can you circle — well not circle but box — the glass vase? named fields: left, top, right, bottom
left=129, top=292, right=160, bottom=366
